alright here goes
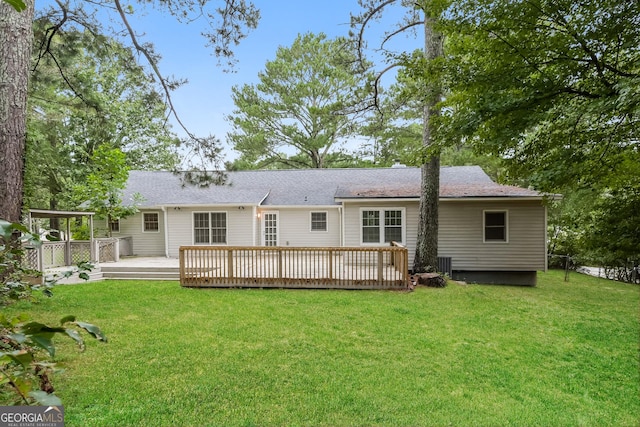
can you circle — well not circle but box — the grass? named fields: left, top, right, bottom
left=3, top=270, right=639, bottom=426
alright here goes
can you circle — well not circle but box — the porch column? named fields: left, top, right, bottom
left=65, top=217, right=72, bottom=266
left=89, top=215, right=96, bottom=261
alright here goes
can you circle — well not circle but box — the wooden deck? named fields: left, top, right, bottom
left=180, top=246, right=410, bottom=290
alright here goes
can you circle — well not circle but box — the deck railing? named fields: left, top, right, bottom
left=179, top=245, right=409, bottom=290
left=23, top=238, right=121, bottom=271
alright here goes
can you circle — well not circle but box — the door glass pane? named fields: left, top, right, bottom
left=264, top=213, right=277, bottom=246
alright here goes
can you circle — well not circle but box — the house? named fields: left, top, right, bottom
left=113, top=166, right=548, bottom=285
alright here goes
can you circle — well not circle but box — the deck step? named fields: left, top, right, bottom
left=44, top=266, right=104, bottom=285
left=100, top=265, right=180, bottom=280
left=100, top=265, right=179, bottom=273
left=102, top=271, right=179, bottom=280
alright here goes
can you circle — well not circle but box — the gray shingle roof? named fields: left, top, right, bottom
left=124, top=166, right=541, bottom=208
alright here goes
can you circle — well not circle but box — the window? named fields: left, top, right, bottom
left=484, top=211, right=507, bottom=242
left=108, top=218, right=120, bottom=233
left=310, top=212, right=328, bottom=232
left=384, top=210, right=403, bottom=242
left=194, top=212, right=227, bottom=244
left=361, top=209, right=404, bottom=244
left=143, top=213, right=159, bottom=232
left=362, top=210, right=380, bottom=243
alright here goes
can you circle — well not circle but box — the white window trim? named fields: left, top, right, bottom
left=359, top=207, right=406, bottom=246
left=309, top=211, right=329, bottom=233
left=142, top=212, right=160, bottom=233
left=192, top=211, right=228, bottom=245
left=483, top=210, right=509, bottom=243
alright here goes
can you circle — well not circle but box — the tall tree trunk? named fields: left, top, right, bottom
left=413, top=12, right=444, bottom=273
left=0, top=1, right=34, bottom=222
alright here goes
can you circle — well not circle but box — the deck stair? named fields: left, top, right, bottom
left=44, top=265, right=104, bottom=285
left=100, top=258, right=180, bottom=280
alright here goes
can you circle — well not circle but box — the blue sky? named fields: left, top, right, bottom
left=37, top=0, right=420, bottom=162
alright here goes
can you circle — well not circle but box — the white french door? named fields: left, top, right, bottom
left=262, top=211, right=279, bottom=246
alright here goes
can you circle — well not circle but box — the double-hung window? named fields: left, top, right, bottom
left=484, top=211, right=508, bottom=242
left=310, top=212, right=328, bottom=232
left=194, top=212, right=227, bottom=244
left=361, top=208, right=404, bottom=244
left=143, top=212, right=159, bottom=232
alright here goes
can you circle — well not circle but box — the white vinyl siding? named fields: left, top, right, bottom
left=344, top=200, right=544, bottom=272
left=259, top=208, right=341, bottom=247
left=165, top=207, right=254, bottom=257
left=116, top=210, right=165, bottom=256
left=439, top=201, right=546, bottom=271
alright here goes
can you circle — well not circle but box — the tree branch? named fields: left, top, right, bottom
left=352, top=0, right=398, bottom=71
left=113, top=0, right=198, bottom=142
left=381, top=21, right=423, bottom=51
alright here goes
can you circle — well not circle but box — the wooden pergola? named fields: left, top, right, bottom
left=27, top=209, right=96, bottom=271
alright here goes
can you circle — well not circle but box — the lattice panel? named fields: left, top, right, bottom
left=99, top=240, right=117, bottom=262
left=22, top=247, right=40, bottom=270
left=42, top=242, right=66, bottom=268
left=71, top=242, right=92, bottom=263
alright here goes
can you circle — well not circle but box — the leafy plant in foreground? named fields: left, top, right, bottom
left=0, top=314, right=107, bottom=405
left=0, top=219, right=107, bottom=405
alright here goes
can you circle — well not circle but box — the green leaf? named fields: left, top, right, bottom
left=74, top=321, right=108, bottom=342
left=64, top=328, right=85, bottom=351
left=29, top=333, right=56, bottom=357
left=8, top=333, right=26, bottom=344
left=21, top=322, right=65, bottom=335
left=4, top=0, right=27, bottom=12
left=0, top=220, right=14, bottom=240
left=6, top=350, right=34, bottom=368
left=30, top=390, right=62, bottom=406
left=11, top=313, right=30, bottom=326
left=60, top=315, right=76, bottom=325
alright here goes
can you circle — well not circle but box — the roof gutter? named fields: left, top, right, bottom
left=161, top=206, right=169, bottom=258
left=335, top=196, right=545, bottom=203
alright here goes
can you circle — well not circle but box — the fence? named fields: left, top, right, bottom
left=24, top=238, right=122, bottom=271
left=180, top=245, right=410, bottom=290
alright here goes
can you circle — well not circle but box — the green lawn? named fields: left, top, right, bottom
left=4, top=270, right=639, bottom=426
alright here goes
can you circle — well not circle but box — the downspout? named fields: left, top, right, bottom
left=252, top=205, right=257, bottom=246
left=339, top=205, right=344, bottom=247
left=161, top=207, right=169, bottom=258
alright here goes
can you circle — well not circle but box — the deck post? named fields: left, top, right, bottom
left=179, top=249, right=185, bottom=283
left=227, top=249, right=234, bottom=282
left=377, top=250, right=384, bottom=284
